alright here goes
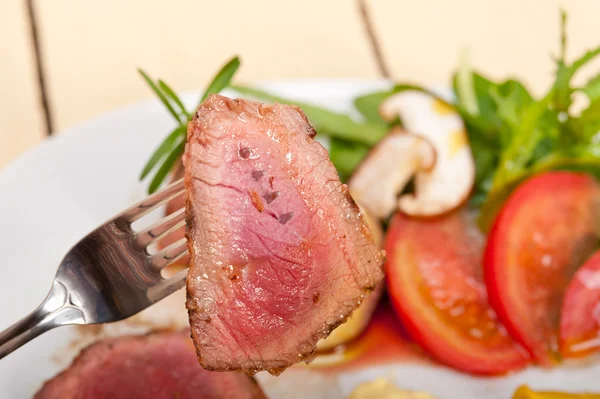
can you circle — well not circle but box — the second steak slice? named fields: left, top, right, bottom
left=184, top=95, right=384, bottom=375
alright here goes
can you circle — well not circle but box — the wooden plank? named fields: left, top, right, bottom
left=0, top=0, right=45, bottom=169
left=367, top=0, right=600, bottom=95
left=34, top=0, right=379, bottom=132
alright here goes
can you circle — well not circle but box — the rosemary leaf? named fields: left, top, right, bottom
left=140, top=56, right=243, bottom=193
left=138, top=69, right=182, bottom=123
left=148, top=138, right=186, bottom=194
left=158, top=80, right=190, bottom=119
left=139, top=125, right=186, bottom=180
left=199, top=56, right=241, bottom=105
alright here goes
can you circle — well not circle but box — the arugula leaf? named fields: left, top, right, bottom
left=452, top=72, right=509, bottom=152
left=498, top=79, right=533, bottom=102
left=535, top=145, right=600, bottom=171
left=489, top=87, right=520, bottom=131
left=329, top=139, right=369, bottom=182
left=230, top=84, right=387, bottom=145
left=579, top=73, right=600, bottom=102
left=569, top=47, right=600, bottom=73
left=565, top=99, right=600, bottom=142
left=455, top=49, right=479, bottom=116
left=353, top=90, right=392, bottom=124
left=469, top=139, right=498, bottom=207
left=554, top=9, right=571, bottom=113
left=478, top=143, right=600, bottom=230
left=453, top=47, right=559, bottom=223
left=466, top=80, right=534, bottom=209
left=391, top=84, right=451, bottom=104
left=199, top=56, right=240, bottom=105
left=553, top=10, right=600, bottom=113
left=138, top=69, right=182, bottom=123
left=489, top=90, right=556, bottom=192
left=490, top=79, right=534, bottom=145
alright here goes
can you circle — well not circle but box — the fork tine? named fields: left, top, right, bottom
left=136, top=208, right=185, bottom=248
left=120, top=179, right=185, bottom=224
left=149, top=238, right=188, bottom=271
left=147, top=268, right=188, bottom=303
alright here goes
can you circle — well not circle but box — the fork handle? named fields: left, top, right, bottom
left=0, top=281, right=86, bottom=360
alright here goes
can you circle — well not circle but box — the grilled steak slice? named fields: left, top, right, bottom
left=184, top=95, right=384, bottom=375
left=34, top=331, right=266, bottom=399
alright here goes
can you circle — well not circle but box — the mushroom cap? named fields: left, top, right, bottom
left=348, top=128, right=436, bottom=219
left=381, top=91, right=475, bottom=216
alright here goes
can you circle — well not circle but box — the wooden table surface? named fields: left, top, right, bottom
left=2, top=0, right=598, bottom=169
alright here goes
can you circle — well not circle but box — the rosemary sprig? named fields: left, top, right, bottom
left=139, top=125, right=186, bottom=180
left=138, top=69, right=182, bottom=123
left=200, top=57, right=241, bottom=104
left=138, top=56, right=241, bottom=193
left=158, top=80, right=190, bottom=120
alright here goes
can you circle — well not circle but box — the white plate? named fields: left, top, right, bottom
left=0, top=80, right=598, bottom=399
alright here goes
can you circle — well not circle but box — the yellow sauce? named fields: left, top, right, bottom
left=431, top=98, right=454, bottom=116
left=449, top=129, right=468, bottom=157
left=349, top=378, right=436, bottom=399
left=513, top=386, right=600, bottom=399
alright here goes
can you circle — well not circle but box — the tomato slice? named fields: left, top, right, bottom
left=560, top=250, right=600, bottom=358
left=385, top=211, right=529, bottom=375
left=484, top=171, right=600, bottom=365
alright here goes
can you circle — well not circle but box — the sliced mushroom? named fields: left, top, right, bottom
left=348, top=128, right=436, bottom=220
left=380, top=91, right=475, bottom=216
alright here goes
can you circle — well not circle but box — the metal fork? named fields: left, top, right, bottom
left=0, top=179, right=188, bottom=359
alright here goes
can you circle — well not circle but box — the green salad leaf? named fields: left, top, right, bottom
left=353, top=90, right=391, bottom=124
left=353, top=84, right=447, bottom=126
left=471, top=11, right=600, bottom=227
left=453, top=72, right=504, bottom=142
left=230, top=84, right=388, bottom=146
left=230, top=84, right=388, bottom=177
left=229, top=83, right=453, bottom=178
left=491, top=90, right=555, bottom=189
left=579, top=73, right=600, bottom=102
left=388, top=9, right=600, bottom=228
left=455, top=50, right=480, bottom=116
left=329, top=139, right=370, bottom=182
